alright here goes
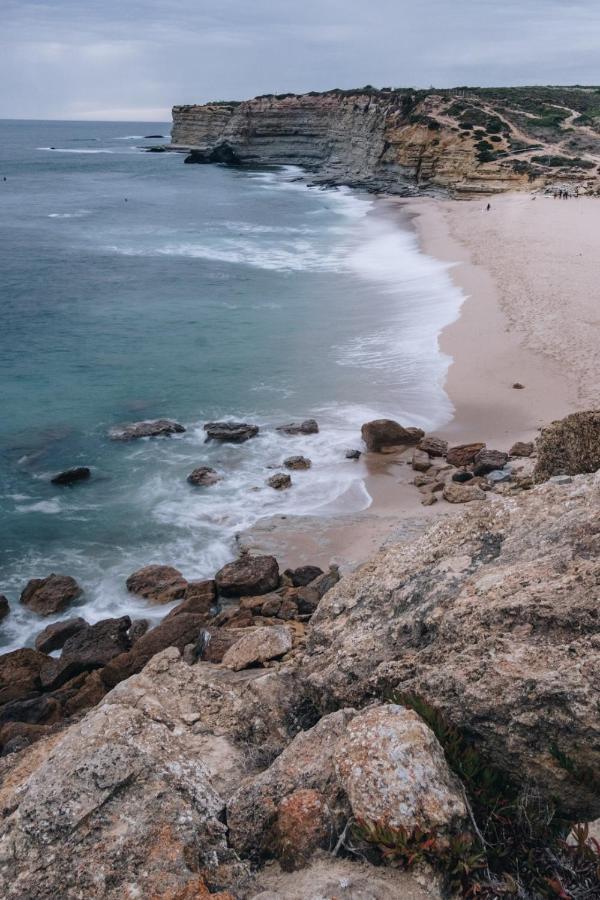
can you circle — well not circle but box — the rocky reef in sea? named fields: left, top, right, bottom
left=0, top=411, right=599, bottom=897
left=170, top=86, right=600, bottom=198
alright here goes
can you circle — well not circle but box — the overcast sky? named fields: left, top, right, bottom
left=2, top=0, right=599, bottom=121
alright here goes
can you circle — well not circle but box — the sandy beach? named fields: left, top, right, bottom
left=246, top=191, right=600, bottom=572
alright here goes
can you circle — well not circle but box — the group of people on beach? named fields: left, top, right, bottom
left=553, top=188, right=578, bottom=199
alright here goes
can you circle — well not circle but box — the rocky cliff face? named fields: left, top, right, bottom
left=171, top=87, right=600, bottom=197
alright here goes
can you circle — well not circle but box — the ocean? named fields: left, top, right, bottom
left=0, top=119, right=463, bottom=650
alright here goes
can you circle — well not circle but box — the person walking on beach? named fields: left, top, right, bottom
left=486, top=202, right=491, bottom=211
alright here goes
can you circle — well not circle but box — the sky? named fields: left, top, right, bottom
left=2, top=0, right=600, bottom=121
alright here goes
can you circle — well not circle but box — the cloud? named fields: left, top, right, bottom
left=2, top=0, right=600, bottom=120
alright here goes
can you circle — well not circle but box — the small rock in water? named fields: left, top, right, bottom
left=34, top=617, right=88, bottom=653
left=283, top=455, right=311, bottom=470
left=277, top=419, right=319, bottom=436
left=267, top=473, right=292, bottom=490
left=20, top=574, right=82, bottom=617
left=203, top=421, right=259, bottom=443
left=345, top=448, right=361, bottom=460
left=51, top=467, right=91, bottom=486
left=187, top=466, right=221, bottom=486
left=0, top=596, right=9, bottom=622
left=109, top=419, right=185, bottom=441
left=510, top=441, right=534, bottom=457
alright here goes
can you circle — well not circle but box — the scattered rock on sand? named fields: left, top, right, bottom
left=512, top=382, right=525, bottom=389
left=20, top=574, right=82, bottom=617
left=418, top=435, right=448, bottom=457
left=446, top=442, right=485, bottom=467
left=334, top=704, right=466, bottom=833
left=34, top=617, right=88, bottom=654
left=277, top=419, right=319, bottom=435
left=411, top=449, right=431, bottom=472
left=473, top=448, right=509, bottom=476
left=487, top=469, right=512, bottom=484
left=345, top=448, right=361, bottom=460
left=534, top=409, right=600, bottom=482
left=51, top=467, right=91, bottom=486
left=109, top=419, right=185, bottom=440
left=215, top=554, right=280, bottom=597
left=0, top=596, right=9, bottom=622
left=267, top=473, right=292, bottom=490
left=452, top=470, right=473, bottom=483
left=510, top=440, right=534, bottom=457
left=421, top=494, right=438, bottom=505
left=361, top=419, right=424, bottom=452
left=221, top=625, right=292, bottom=671
left=125, top=564, right=188, bottom=604
left=283, top=455, right=311, bottom=470
left=443, top=482, right=487, bottom=503
left=187, top=466, right=221, bottom=486
left=203, top=421, right=259, bottom=443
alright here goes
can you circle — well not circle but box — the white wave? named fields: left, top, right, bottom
left=38, top=147, right=115, bottom=154
left=15, top=499, right=62, bottom=514
left=48, top=210, right=91, bottom=219
left=113, top=135, right=144, bottom=140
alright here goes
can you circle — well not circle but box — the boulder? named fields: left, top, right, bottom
left=187, top=466, right=222, bottom=486
left=304, top=472, right=600, bottom=819
left=418, top=436, right=448, bottom=457
left=125, top=564, right=188, bottom=604
left=295, top=587, right=322, bottom=616
left=276, top=419, right=319, bottom=436
left=334, top=705, right=466, bottom=833
left=512, top=382, right=525, bottom=389
left=0, top=595, right=9, bottom=622
left=345, top=449, right=361, bottom=460
left=283, top=456, right=311, bottom=470
left=0, top=649, right=47, bottom=705
left=534, top=410, right=600, bottom=482
left=34, top=617, right=88, bottom=653
left=309, top=565, right=340, bottom=598
left=51, top=467, right=91, bottom=486
left=19, top=574, right=82, bottom=616
left=452, top=470, right=474, bottom=483
left=443, top=482, right=487, bottom=503
left=361, top=419, right=424, bottom=452
left=164, top=579, right=217, bottom=620
left=221, top=626, right=293, bottom=671
left=411, top=449, right=431, bottom=472
left=446, top=442, right=485, bottom=467
left=287, top=565, right=323, bottom=587
left=267, top=473, right=292, bottom=490
left=486, top=469, right=512, bottom=484
left=273, top=789, right=332, bottom=871
left=215, top=555, right=280, bottom=597
left=109, top=419, right=186, bottom=440
left=473, top=448, right=509, bottom=476
left=40, top=617, right=132, bottom=690
left=510, top=441, right=534, bottom=457
left=203, top=421, right=259, bottom=443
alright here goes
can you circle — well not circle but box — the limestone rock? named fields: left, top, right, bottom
left=125, top=564, right=188, bottom=604
left=418, top=436, right=448, bottom=457
left=304, top=473, right=600, bottom=818
left=473, top=448, right=509, bottom=476
left=187, top=465, right=222, bottom=486
left=267, top=473, right=292, bottom=490
left=34, top=617, right=88, bottom=653
left=204, top=421, right=259, bottom=443
left=334, top=704, right=466, bottom=832
left=222, top=626, right=292, bottom=671
left=109, top=418, right=185, bottom=440
left=442, top=482, right=487, bottom=503
left=283, top=456, right=311, bottom=470
left=215, top=555, right=280, bottom=597
left=411, top=449, right=431, bottom=472
left=535, top=409, right=600, bottom=481
left=361, top=419, right=424, bottom=452
left=19, top=574, right=82, bottom=617
left=446, top=442, right=485, bottom=467
left=51, top=466, right=91, bottom=486
left=509, top=441, right=534, bottom=457
left=276, top=419, right=319, bottom=435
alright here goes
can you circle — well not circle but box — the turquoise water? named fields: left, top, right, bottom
left=0, top=119, right=463, bottom=649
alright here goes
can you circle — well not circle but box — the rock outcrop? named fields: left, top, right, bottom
left=109, top=419, right=185, bottom=440
left=535, top=409, right=600, bottom=481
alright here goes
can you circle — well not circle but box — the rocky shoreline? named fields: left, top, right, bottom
left=0, top=411, right=599, bottom=897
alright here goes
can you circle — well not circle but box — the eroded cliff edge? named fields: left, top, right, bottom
left=171, top=86, right=600, bottom=197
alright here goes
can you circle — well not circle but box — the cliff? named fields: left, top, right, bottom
left=171, top=86, right=600, bottom=197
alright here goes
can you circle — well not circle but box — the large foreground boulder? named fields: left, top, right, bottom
left=361, top=419, right=424, bottom=452
left=215, top=554, right=280, bottom=597
left=304, top=473, right=600, bottom=820
left=19, top=574, right=82, bottom=616
left=535, top=409, right=600, bottom=481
